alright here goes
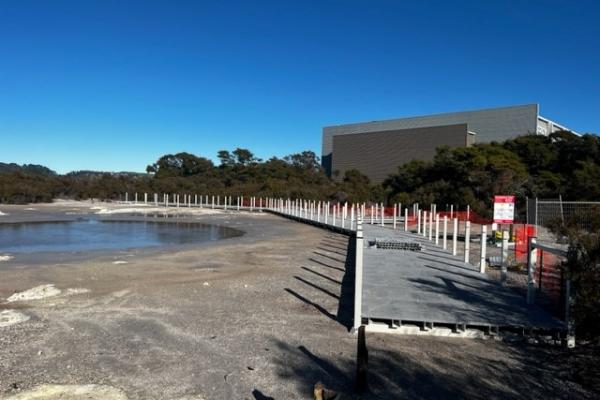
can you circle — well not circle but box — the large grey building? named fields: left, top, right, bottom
left=322, top=104, right=574, bottom=183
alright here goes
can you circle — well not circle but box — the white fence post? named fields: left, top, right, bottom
left=501, top=231, right=509, bottom=283
left=435, top=214, right=440, bottom=245
left=353, top=219, right=364, bottom=332
left=428, top=211, right=433, bottom=241
left=317, top=202, right=321, bottom=222
left=452, top=218, right=458, bottom=256
left=527, top=237, right=537, bottom=304
left=443, top=216, right=448, bottom=250
left=480, top=225, right=487, bottom=273
left=333, top=205, right=337, bottom=226
left=464, top=221, right=471, bottom=263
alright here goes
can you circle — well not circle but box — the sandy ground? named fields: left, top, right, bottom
left=0, top=201, right=596, bottom=399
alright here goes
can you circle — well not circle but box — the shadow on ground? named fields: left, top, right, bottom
left=269, top=334, right=595, bottom=399
left=285, top=232, right=355, bottom=330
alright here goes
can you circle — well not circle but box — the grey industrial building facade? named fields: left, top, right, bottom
left=322, top=104, right=574, bottom=183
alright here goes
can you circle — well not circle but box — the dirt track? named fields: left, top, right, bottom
left=0, top=202, right=595, bottom=399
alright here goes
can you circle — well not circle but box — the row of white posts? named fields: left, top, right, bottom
left=123, top=192, right=264, bottom=211
left=267, top=199, right=364, bottom=231
left=265, top=200, right=411, bottom=232
left=410, top=206, right=512, bottom=278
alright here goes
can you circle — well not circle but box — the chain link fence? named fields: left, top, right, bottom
left=527, top=197, right=600, bottom=233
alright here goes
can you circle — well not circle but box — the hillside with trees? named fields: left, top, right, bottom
left=1, top=131, right=599, bottom=217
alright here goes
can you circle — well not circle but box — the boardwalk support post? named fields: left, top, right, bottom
left=527, top=237, right=537, bottom=304
left=480, top=225, right=487, bottom=273
left=501, top=231, right=509, bottom=283
left=435, top=213, right=440, bottom=245
left=443, top=216, right=448, bottom=250
left=355, top=325, right=368, bottom=394
left=428, top=211, right=433, bottom=241
left=452, top=218, right=458, bottom=256
left=464, top=221, right=471, bottom=263
left=353, top=219, right=364, bottom=333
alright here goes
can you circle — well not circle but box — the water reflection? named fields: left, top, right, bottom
left=0, top=219, right=242, bottom=253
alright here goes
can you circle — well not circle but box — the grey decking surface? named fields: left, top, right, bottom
left=361, top=225, right=563, bottom=329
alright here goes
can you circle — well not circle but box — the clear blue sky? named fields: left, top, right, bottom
left=1, top=0, right=599, bottom=174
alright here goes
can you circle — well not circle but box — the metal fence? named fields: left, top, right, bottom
left=527, top=197, right=600, bottom=232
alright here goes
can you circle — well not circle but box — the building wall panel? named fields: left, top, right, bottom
left=332, top=124, right=469, bottom=183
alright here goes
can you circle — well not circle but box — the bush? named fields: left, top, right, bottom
left=564, top=230, right=600, bottom=341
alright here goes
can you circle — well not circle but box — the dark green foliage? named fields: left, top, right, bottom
left=147, top=153, right=214, bottom=178
left=384, top=131, right=600, bottom=217
left=384, top=144, right=529, bottom=217
left=0, top=172, right=62, bottom=203
left=0, top=162, right=56, bottom=176
left=563, top=229, right=600, bottom=340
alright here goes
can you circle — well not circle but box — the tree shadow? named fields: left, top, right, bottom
left=251, top=389, right=274, bottom=400
left=269, top=334, right=592, bottom=399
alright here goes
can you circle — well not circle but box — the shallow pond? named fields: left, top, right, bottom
left=0, top=219, right=242, bottom=253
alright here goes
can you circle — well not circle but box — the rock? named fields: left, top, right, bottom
left=3, top=384, right=128, bottom=399
left=65, top=288, right=91, bottom=296
left=7, top=284, right=61, bottom=302
left=313, top=382, right=340, bottom=400
left=0, top=254, right=14, bottom=262
left=0, top=310, right=30, bottom=328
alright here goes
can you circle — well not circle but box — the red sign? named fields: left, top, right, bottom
left=494, top=195, right=515, bottom=203
left=493, top=195, right=515, bottom=224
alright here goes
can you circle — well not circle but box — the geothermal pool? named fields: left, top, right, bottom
left=0, top=219, right=242, bottom=253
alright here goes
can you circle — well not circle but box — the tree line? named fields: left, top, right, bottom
left=1, top=131, right=599, bottom=218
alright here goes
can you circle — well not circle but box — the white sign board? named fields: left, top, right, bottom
left=493, top=195, right=515, bottom=224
